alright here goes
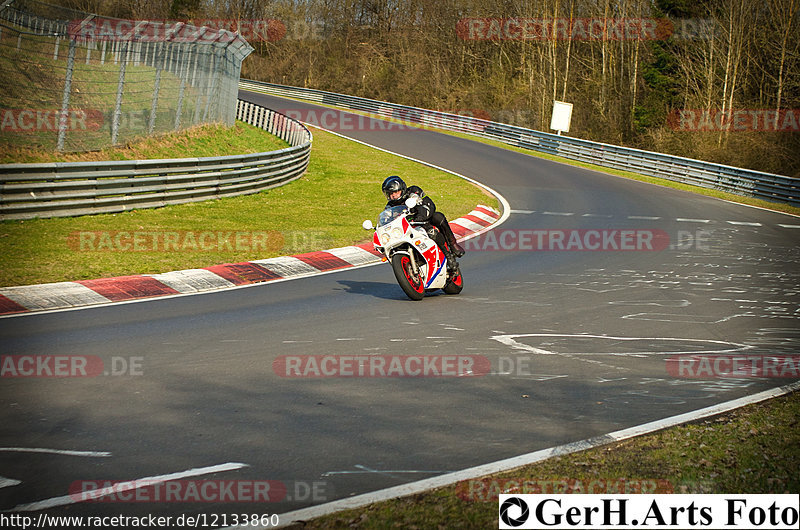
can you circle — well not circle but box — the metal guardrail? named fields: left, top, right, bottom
left=239, top=80, right=799, bottom=208
left=0, top=100, right=312, bottom=220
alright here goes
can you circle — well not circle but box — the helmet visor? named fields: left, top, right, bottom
left=382, top=179, right=405, bottom=200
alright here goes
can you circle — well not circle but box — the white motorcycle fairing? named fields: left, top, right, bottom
left=364, top=202, right=463, bottom=300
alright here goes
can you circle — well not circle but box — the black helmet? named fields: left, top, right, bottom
left=382, top=176, right=407, bottom=202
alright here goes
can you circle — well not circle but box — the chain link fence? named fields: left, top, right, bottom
left=0, top=0, right=253, bottom=153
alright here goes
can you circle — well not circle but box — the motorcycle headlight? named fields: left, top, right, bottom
left=392, top=227, right=403, bottom=239
left=381, top=233, right=391, bottom=245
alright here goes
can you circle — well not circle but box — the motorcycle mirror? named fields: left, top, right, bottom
left=405, top=196, right=419, bottom=209
left=362, top=219, right=374, bottom=230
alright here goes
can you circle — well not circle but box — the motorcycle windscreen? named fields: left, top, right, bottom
left=378, top=205, right=408, bottom=227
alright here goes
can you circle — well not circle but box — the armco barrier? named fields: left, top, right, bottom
left=0, top=101, right=311, bottom=220
left=239, top=80, right=799, bottom=208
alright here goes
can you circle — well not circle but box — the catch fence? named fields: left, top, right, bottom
left=0, top=0, right=252, bottom=153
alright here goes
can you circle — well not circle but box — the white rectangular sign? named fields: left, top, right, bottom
left=550, top=100, right=573, bottom=133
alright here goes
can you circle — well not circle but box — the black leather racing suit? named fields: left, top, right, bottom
left=386, top=188, right=459, bottom=260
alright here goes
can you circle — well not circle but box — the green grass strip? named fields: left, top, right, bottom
left=0, top=121, right=288, bottom=163
left=0, top=122, right=497, bottom=287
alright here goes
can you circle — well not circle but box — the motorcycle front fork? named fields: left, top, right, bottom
left=404, top=251, right=420, bottom=277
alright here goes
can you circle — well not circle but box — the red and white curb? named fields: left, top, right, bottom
left=0, top=205, right=501, bottom=316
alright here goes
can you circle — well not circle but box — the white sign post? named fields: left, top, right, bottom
left=550, top=100, right=573, bottom=136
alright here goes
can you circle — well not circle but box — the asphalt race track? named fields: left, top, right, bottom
left=0, top=90, right=798, bottom=525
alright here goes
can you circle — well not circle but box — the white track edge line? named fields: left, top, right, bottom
left=0, top=447, right=111, bottom=457
left=235, top=381, right=800, bottom=529
left=8, top=462, right=249, bottom=512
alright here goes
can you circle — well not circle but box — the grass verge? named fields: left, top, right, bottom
left=0, top=122, right=497, bottom=287
left=0, top=121, right=289, bottom=163
left=290, top=390, right=800, bottom=529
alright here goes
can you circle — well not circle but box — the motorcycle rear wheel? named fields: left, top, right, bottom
left=391, top=253, right=425, bottom=301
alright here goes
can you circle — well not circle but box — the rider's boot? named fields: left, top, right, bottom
left=451, top=240, right=466, bottom=258
left=445, top=248, right=459, bottom=274
left=445, top=232, right=466, bottom=257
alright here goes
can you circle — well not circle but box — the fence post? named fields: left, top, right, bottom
left=174, top=50, right=190, bottom=130
left=111, top=41, right=128, bottom=145
left=202, top=49, right=219, bottom=122
left=192, top=47, right=205, bottom=125
left=190, top=45, right=199, bottom=86
left=148, top=42, right=164, bottom=134
left=56, top=38, right=77, bottom=152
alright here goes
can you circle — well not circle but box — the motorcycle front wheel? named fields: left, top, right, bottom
left=391, top=253, right=425, bottom=301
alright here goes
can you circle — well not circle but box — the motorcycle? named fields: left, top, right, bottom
left=362, top=196, right=463, bottom=301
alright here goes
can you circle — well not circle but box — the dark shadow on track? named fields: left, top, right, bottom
left=335, top=280, right=407, bottom=300
left=336, top=280, right=452, bottom=300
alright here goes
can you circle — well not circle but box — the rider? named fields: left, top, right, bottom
left=381, top=176, right=466, bottom=261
